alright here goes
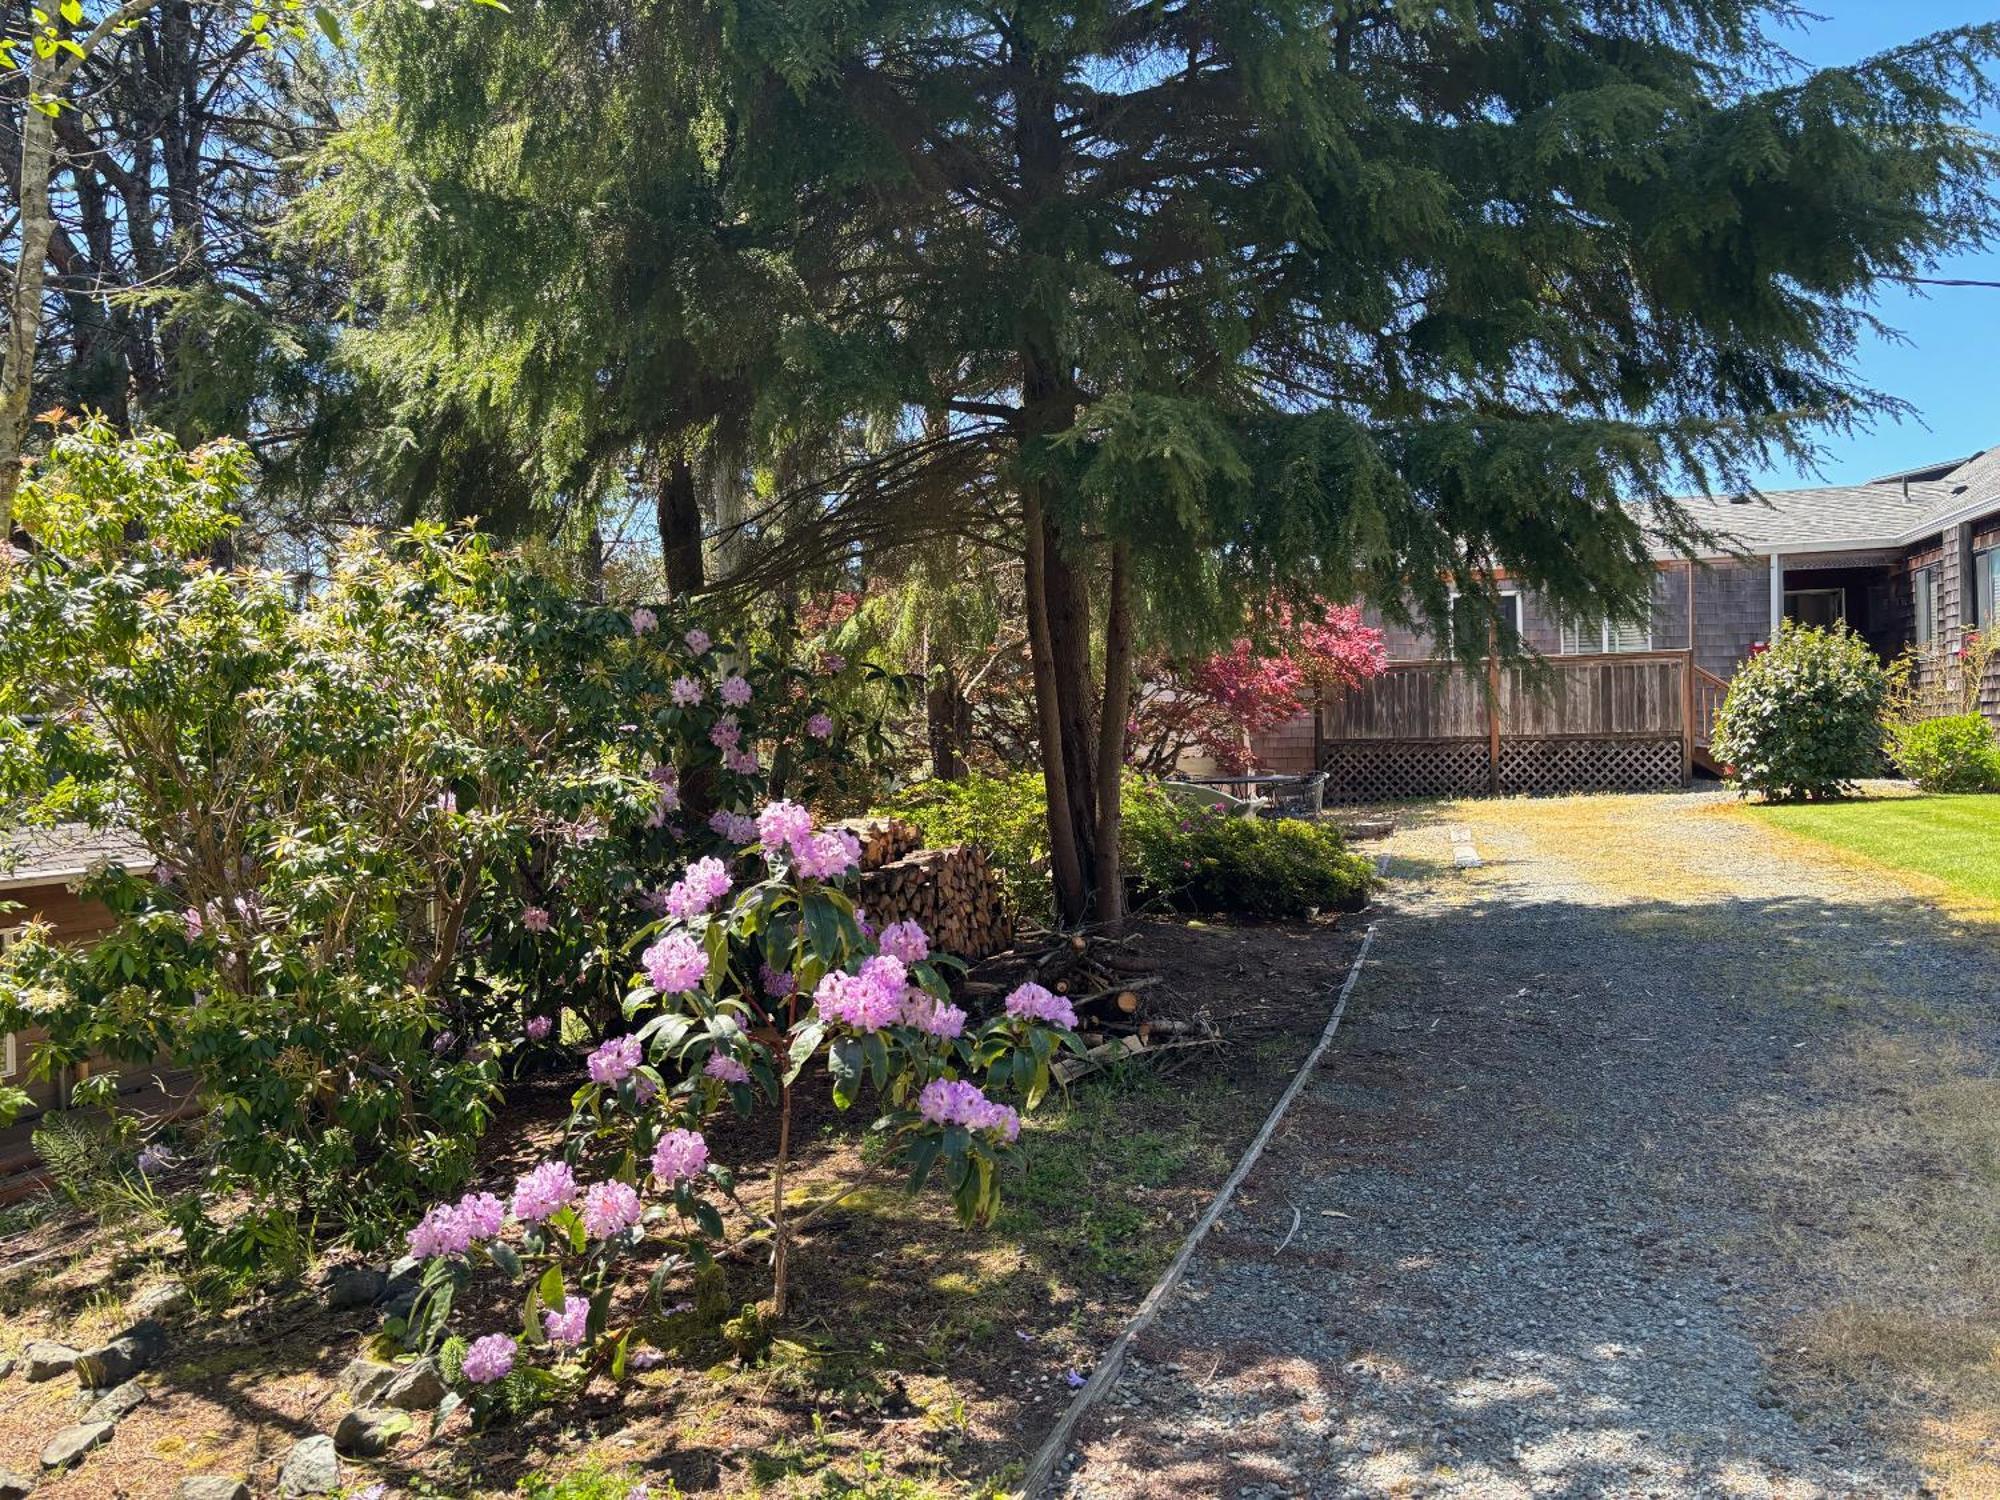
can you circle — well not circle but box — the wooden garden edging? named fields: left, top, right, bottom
left=1015, top=922, right=1379, bottom=1499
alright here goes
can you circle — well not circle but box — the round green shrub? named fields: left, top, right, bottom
left=880, top=772, right=1371, bottom=920
left=1711, top=622, right=1887, bottom=802
left=1890, top=712, right=2000, bottom=792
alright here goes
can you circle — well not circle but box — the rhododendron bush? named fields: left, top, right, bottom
left=402, top=804, right=1075, bottom=1407
left=0, top=420, right=908, bottom=1269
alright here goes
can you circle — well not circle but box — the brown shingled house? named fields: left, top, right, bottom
left=1257, top=449, right=2000, bottom=802
left=0, top=825, right=179, bottom=1185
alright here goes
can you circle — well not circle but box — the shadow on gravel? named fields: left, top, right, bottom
left=1060, top=874, right=2000, bottom=1499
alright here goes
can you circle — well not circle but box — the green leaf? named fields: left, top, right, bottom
left=313, top=4, right=340, bottom=43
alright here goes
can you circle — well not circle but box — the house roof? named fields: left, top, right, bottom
left=1650, top=447, right=2000, bottom=558
left=0, top=824, right=154, bottom=891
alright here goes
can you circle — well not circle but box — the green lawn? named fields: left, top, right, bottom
left=1750, top=794, right=2000, bottom=910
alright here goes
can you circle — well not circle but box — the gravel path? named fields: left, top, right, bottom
left=1053, top=790, right=2000, bottom=1499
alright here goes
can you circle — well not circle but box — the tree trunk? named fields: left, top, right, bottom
left=926, top=626, right=967, bottom=781
left=1024, top=498, right=1089, bottom=924
left=1093, top=541, right=1133, bottom=924
left=1042, top=519, right=1098, bottom=879
left=0, top=61, right=59, bottom=545
left=659, top=454, right=704, bottom=598
left=770, top=1076, right=793, bottom=1318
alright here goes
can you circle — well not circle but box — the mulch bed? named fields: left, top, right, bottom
left=0, top=915, right=1365, bottom=1499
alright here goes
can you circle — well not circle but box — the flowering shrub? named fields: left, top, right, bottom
left=400, top=802, right=1076, bottom=1409
left=0, top=419, right=907, bottom=1265
left=1888, top=713, right=2000, bottom=792
left=1713, top=621, right=1887, bottom=801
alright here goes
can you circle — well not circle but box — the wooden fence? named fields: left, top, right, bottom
left=1317, top=651, right=1715, bottom=802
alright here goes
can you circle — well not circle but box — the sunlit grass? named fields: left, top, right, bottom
left=1743, top=794, right=2000, bottom=917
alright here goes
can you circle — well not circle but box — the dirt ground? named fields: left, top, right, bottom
left=0, top=915, right=1366, bottom=1499
left=1059, top=791, right=2000, bottom=1500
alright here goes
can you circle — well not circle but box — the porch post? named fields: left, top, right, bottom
left=1768, top=552, right=1784, bottom=641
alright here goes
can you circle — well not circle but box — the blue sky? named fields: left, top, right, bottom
left=1754, top=4, right=2000, bottom=488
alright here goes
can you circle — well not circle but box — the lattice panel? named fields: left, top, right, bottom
left=1322, top=741, right=1492, bottom=804
left=1498, top=737, right=1684, bottom=796
left=1322, top=737, right=1684, bottom=803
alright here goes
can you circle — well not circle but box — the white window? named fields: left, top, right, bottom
left=1976, top=547, right=1999, bottom=629
left=1442, top=590, right=1520, bottom=655
left=1914, top=565, right=1938, bottom=646
left=1560, top=614, right=1653, bottom=654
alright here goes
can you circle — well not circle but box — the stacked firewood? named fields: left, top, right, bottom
left=844, top=818, right=1013, bottom=959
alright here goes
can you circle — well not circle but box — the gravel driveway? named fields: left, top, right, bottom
left=1052, top=790, right=2000, bottom=1499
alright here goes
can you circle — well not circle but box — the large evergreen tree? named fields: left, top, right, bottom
left=334, top=2, right=1999, bottom=923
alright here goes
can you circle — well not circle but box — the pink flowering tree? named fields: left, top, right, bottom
left=1128, top=601, right=1387, bottom=774
left=401, top=799, right=1076, bottom=1412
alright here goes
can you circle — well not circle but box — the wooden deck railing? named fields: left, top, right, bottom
left=1316, top=650, right=1714, bottom=796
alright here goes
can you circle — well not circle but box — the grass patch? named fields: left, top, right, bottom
left=1745, top=794, right=2000, bottom=916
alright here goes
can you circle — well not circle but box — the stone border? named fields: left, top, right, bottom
left=1015, top=923, right=1380, bottom=1499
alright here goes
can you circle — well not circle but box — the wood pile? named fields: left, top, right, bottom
left=835, top=816, right=925, bottom=871
left=845, top=818, right=1013, bottom=959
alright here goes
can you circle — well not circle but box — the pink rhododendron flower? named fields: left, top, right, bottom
left=456, top=1191, right=505, bottom=1241
left=757, top=799, right=813, bottom=853
left=580, top=1179, right=643, bottom=1238
left=434, top=790, right=458, bottom=814
left=671, top=674, right=704, bottom=706
left=525, top=1015, right=553, bottom=1042
left=723, top=746, right=760, bottom=774
left=917, top=1078, right=1020, bottom=1140
left=806, top=711, right=834, bottom=739
left=587, top=1033, right=642, bottom=1085
left=1004, top=980, right=1078, bottom=1029
left=708, top=715, right=742, bottom=751
left=854, top=908, right=874, bottom=939
left=631, top=1073, right=659, bottom=1107
left=818, top=650, right=845, bottom=675
left=642, top=932, right=708, bottom=994
left=683, top=627, right=711, bottom=654
left=760, top=964, right=796, bottom=998
left=709, top=809, right=757, bottom=843
left=651, top=1128, right=709, bottom=1184
left=510, top=1159, right=578, bottom=1223
left=181, top=906, right=203, bottom=940
left=630, top=607, right=658, bottom=636
left=407, top=1203, right=470, bottom=1259
left=543, top=1295, right=589, bottom=1347
left=521, top=905, right=551, bottom=934
left=792, top=829, right=860, bottom=880
left=878, top=920, right=929, bottom=965
left=814, top=956, right=907, bottom=1031
left=461, top=1333, right=516, bottom=1384
left=665, top=856, right=732, bottom=920
left=719, top=674, right=752, bottom=708
left=899, top=990, right=967, bottom=1039
left=704, top=1053, right=750, bottom=1084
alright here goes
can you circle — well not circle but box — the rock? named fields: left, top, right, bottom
left=337, top=1357, right=396, bottom=1404
left=333, top=1405, right=410, bottom=1458
left=39, top=1422, right=112, bottom=1472
left=175, top=1479, right=251, bottom=1500
left=380, top=1357, right=446, bottom=1411
left=277, top=1434, right=339, bottom=1496
left=75, top=1320, right=168, bottom=1388
left=21, top=1342, right=80, bottom=1382
left=326, top=1266, right=387, bottom=1311
left=0, top=1467, right=33, bottom=1498
left=378, top=1269, right=421, bottom=1320
left=0, top=1356, right=15, bottom=1380
left=131, top=1282, right=193, bottom=1320
left=81, top=1379, right=149, bottom=1425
